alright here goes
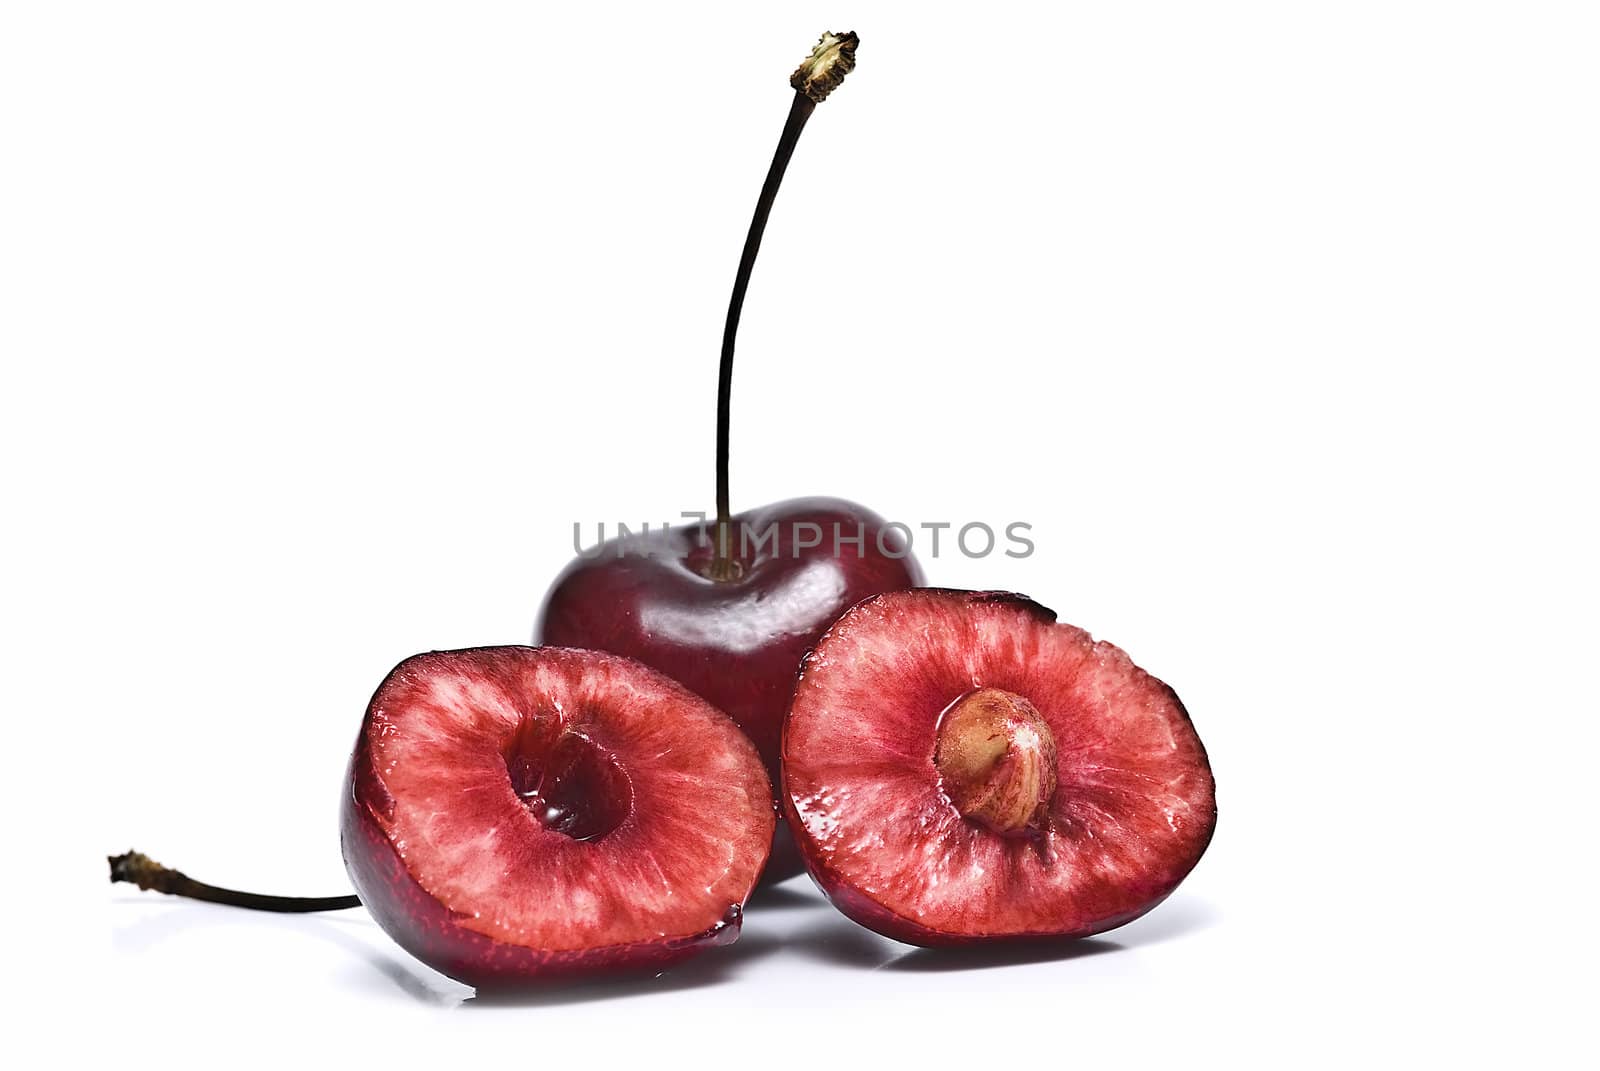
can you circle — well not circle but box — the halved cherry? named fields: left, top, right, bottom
left=782, top=589, right=1216, bottom=945
left=342, top=646, right=773, bottom=986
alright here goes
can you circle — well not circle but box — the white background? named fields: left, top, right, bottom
left=4, top=2, right=1596, bottom=1066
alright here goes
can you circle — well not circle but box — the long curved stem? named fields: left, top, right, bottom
left=714, top=91, right=817, bottom=553
left=109, top=850, right=359, bottom=913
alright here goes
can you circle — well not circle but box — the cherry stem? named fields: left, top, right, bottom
left=715, top=90, right=816, bottom=540
left=109, top=850, right=360, bottom=913
left=711, top=31, right=859, bottom=576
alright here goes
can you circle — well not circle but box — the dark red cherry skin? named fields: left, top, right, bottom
left=537, top=496, right=924, bottom=880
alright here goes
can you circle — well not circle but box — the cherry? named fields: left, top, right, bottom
left=115, top=646, right=774, bottom=988
left=536, top=32, right=923, bottom=880
left=783, top=589, right=1217, bottom=945
left=342, top=647, right=771, bottom=986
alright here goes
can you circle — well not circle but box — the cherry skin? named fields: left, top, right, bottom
left=537, top=497, right=923, bottom=880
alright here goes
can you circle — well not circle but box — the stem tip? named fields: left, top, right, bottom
left=791, top=31, right=859, bottom=102
left=109, top=850, right=174, bottom=892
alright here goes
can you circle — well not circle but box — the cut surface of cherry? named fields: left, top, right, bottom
left=782, top=589, right=1216, bottom=946
left=343, top=646, right=774, bottom=988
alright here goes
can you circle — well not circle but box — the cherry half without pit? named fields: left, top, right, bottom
left=113, top=645, right=774, bottom=988
left=342, top=646, right=772, bottom=985
left=537, top=32, right=923, bottom=881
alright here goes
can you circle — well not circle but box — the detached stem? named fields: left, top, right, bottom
left=109, top=850, right=360, bottom=913
left=710, top=31, right=859, bottom=577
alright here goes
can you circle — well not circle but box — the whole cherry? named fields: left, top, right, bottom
left=537, top=32, right=923, bottom=880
